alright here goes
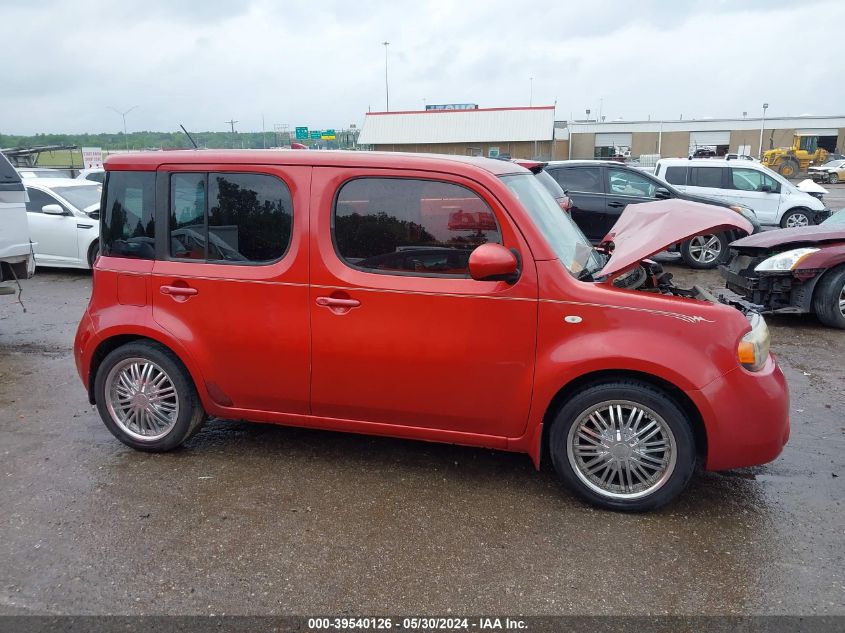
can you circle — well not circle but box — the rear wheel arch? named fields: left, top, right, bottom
left=88, top=334, right=203, bottom=405
left=539, top=369, right=707, bottom=469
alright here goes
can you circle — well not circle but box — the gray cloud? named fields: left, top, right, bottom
left=0, top=0, right=840, bottom=135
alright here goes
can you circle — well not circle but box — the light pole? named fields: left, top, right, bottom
left=382, top=41, right=390, bottom=112
left=108, top=106, right=138, bottom=151
left=529, top=77, right=533, bottom=106
left=758, top=102, right=769, bottom=159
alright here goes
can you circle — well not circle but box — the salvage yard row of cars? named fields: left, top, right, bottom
left=1, top=149, right=844, bottom=512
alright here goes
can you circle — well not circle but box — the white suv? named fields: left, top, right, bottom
left=654, top=158, right=830, bottom=228
left=0, top=153, right=35, bottom=291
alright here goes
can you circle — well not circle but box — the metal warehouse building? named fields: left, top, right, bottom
left=358, top=108, right=845, bottom=162
left=357, top=106, right=557, bottom=159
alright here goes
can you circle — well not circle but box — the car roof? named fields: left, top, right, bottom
left=656, top=158, right=747, bottom=167
left=546, top=160, right=635, bottom=168
left=105, top=149, right=527, bottom=177
left=23, top=177, right=101, bottom=188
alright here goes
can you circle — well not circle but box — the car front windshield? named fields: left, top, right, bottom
left=822, top=160, right=845, bottom=169
left=501, top=173, right=601, bottom=276
left=53, top=184, right=102, bottom=211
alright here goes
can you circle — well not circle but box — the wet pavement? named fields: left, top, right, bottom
left=0, top=267, right=843, bottom=616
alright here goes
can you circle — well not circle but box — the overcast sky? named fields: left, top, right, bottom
left=2, top=0, right=842, bottom=135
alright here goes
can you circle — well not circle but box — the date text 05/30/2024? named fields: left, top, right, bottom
left=307, top=617, right=528, bottom=630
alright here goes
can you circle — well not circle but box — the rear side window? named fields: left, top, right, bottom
left=689, top=167, right=723, bottom=189
left=334, top=178, right=501, bottom=277
left=102, top=171, right=156, bottom=260
left=550, top=167, right=603, bottom=193
left=169, top=172, right=293, bottom=264
left=663, top=166, right=688, bottom=186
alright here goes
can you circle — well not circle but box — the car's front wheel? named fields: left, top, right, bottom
left=679, top=233, right=728, bottom=269
left=94, top=341, right=207, bottom=451
left=813, top=265, right=845, bottom=329
left=829, top=173, right=839, bottom=184
left=549, top=380, right=696, bottom=512
left=780, top=208, right=812, bottom=228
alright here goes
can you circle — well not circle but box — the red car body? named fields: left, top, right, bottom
left=74, top=151, right=789, bottom=499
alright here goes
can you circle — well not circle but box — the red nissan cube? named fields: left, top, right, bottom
left=74, top=151, right=789, bottom=511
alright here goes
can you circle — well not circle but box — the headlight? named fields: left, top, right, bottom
left=737, top=313, right=770, bottom=372
left=729, top=205, right=758, bottom=223
left=754, top=247, right=819, bottom=272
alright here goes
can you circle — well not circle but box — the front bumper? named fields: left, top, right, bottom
left=812, top=209, right=832, bottom=224
left=719, top=265, right=821, bottom=314
left=687, top=355, right=790, bottom=471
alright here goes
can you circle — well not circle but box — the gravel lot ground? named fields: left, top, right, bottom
left=1, top=229, right=843, bottom=615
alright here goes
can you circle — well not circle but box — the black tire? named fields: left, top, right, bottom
left=813, top=265, right=845, bottom=330
left=549, top=380, right=696, bottom=512
left=87, top=241, right=99, bottom=269
left=830, top=173, right=839, bottom=185
left=94, top=341, right=207, bottom=451
left=779, top=208, right=813, bottom=228
left=779, top=160, right=799, bottom=178
left=678, top=232, right=729, bottom=269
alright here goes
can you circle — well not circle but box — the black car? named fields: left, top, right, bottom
left=544, top=160, right=761, bottom=268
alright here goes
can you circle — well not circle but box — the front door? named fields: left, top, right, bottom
left=728, top=167, right=782, bottom=224
left=308, top=168, right=537, bottom=438
left=25, top=187, right=80, bottom=265
left=604, top=166, right=662, bottom=231
left=150, top=165, right=311, bottom=414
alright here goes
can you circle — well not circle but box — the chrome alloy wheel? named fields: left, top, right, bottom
left=104, top=357, right=180, bottom=441
left=567, top=400, right=677, bottom=500
left=688, top=234, right=722, bottom=264
left=785, top=213, right=810, bottom=228
left=839, top=286, right=845, bottom=318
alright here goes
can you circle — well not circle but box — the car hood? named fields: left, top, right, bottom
left=597, top=199, right=753, bottom=278
left=730, top=225, right=845, bottom=250
left=796, top=179, right=828, bottom=194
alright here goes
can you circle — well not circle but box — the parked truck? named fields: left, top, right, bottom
left=0, top=153, right=35, bottom=296
left=762, top=134, right=829, bottom=178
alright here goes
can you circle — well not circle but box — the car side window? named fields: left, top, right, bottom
left=607, top=168, right=657, bottom=197
left=550, top=167, right=603, bottom=193
left=731, top=168, right=777, bottom=192
left=101, top=171, right=156, bottom=260
left=689, top=167, right=723, bottom=188
left=663, top=166, right=688, bottom=186
left=333, top=177, right=501, bottom=277
left=169, top=172, right=293, bottom=264
left=25, top=188, right=64, bottom=213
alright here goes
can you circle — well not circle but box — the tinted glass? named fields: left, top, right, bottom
left=170, top=172, right=292, bottom=263
left=170, top=173, right=207, bottom=260
left=608, top=168, right=657, bottom=197
left=102, top=171, right=156, bottom=260
left=53, top=184, right=102, bottom=211
left=208, top=173, right=292, bottom=263
left=25, top=188, right=62, bottom=213
left=664, top=166, right=688, bottom=185
left=550, top=167, right=603, bottom=193
left=690, top=167, right=723, bottom=188
left=0, top=154, right=23, bottom=191
left=731, top=168, right=778, bottom=192
left=334, top=178, right=500, bottom=276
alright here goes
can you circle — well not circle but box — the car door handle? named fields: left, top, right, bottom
left=608, top=201, right=626, bottom=208
left=316, top=296, right=360, bottom=308
left=160, top=285, right=198, bottom=297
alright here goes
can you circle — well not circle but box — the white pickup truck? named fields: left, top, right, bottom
left=0, top=153, right=35, bottom=295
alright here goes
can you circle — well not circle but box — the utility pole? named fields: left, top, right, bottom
left=108, top=105, right=138, bottom=151
left=758, top=103, right=769, bottom=159
left=225, top=119, right=239, bottom=148
left=382, top=41, right=390, bottom=111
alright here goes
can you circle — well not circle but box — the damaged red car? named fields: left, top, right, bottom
left=74, top=151, right=789, bottom=512
left=721, top=209, right=845, bottom=329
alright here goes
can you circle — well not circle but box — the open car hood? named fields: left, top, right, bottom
left=597, top=199, right=753, bottom=279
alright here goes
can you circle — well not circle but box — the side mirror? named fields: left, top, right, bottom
left=654, top=187, right=671, bottom=199
left=42, top=204, right=66, bottom=215
left=468, top=243, right=519, bottom=283
left=760, top=184, right=775, bottom=193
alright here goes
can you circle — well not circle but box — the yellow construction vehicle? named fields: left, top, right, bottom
left=762, top=134, right=829, bottom=178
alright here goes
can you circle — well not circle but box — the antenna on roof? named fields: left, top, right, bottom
left=180, top=124, right=198, bottom=149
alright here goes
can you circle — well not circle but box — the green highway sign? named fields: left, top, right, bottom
left=310, top=130, right=322, bottom=139
left=321, top=129, right=336, bottom=140
left=295, top=127, right=308, bottom=140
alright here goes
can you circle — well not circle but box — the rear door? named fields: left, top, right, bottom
left=546, top=165, right=607, bottom=241
left=684, top=166, right=730, bottom=202
left=150, top=165, right=311, bottom=414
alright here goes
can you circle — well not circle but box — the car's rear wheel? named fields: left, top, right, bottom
left=813, top=265, right=845, bottom=329
left=780, top=208, right=812, bottom=228
left=94, top=341, right=207, bottom=451
left=830, top=173, right=839, bottom=184
left=549, top=380, right=696, bottom=512
left=679, top=233, right=728, bottom=269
